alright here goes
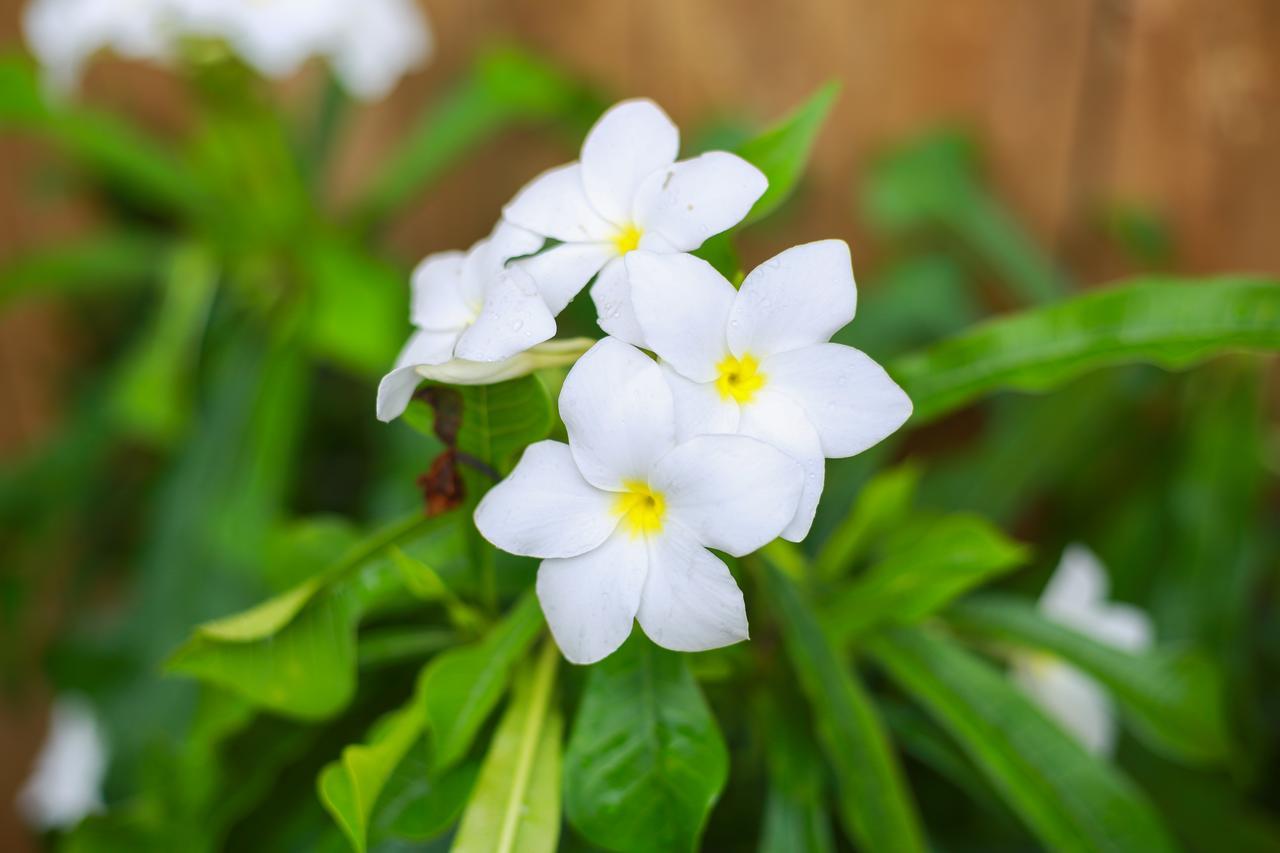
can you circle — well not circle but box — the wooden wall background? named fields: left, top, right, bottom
left=2, top=0, right=1278, bottom=847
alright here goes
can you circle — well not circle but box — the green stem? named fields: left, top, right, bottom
left=496, top=639, right=559, bottom=853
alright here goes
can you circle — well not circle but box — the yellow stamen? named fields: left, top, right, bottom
left=613, top=480, right=666, bottom=537
left=612, top=223, right=642, bottom=255
left=715, top=353, right=766, bottom=404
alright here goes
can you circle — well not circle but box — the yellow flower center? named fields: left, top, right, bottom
left=613, top=480, right=666, bottom=537
left=715, top=353, right=766, bottom=404
left=612, top=223, right=642, bottom=255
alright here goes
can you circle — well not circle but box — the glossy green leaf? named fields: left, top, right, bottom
left=759, top=560, right=926, bottom=852
left=866, top=626, right=1177, bottom=852
left=735, top=81, right=839, bottom=225
left=821, top=514, right=1029, bottom=643
left=948, top=595, right=1233, bottom=763
left=454, top=641, right=562, bottom=853
left=892, top=277, right=1280, bottom=424
left=564, top=633, right=728, bottom=853
left=814, top=462, right=921, bottom=579
left=418, top=592, right=544, bottom=771
left=0, top=231, right=164, bottom=308
left=369, top=746, right=478, bottom=844
left=455, top=376, right=556, bottom=473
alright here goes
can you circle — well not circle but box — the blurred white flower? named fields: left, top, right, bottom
left=377, top=222, right=562, bottom=422
left=1012, top=545, right=1154, bottom=755
left=503, top=99, right=767, bottom=345
left=475, top=338, right=803, bottom=664
left=23, top=0, right=170, bottom=93
left=17, top=696, right=109, bottom=830
left=626, top=241, right=913, bottom=541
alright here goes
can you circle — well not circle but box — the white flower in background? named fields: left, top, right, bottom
left=503, top=99, right=767, bottom=345
left=475, top=339, right=804, bottom=664
left=625, top=241, right=912, bottom=541
left=377, top=222, right=565, bottom=422
left=17, top=696, right=109, bottom=830
left=23, top=0, right=170, bottom=93
left=1012, top=545, right=1154, bottom=755
left=327, top=0, right=433, bottom=101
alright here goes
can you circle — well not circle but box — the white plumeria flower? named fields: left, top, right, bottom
left=1012, top=545, right=1154, bottom=755
left=23, top=0, right=170, bottom=93
left=17, top=695, right=109, bottom=830
left=625, top=240, right=913, bottom=541
left=475, top=338, right=804, bottom=665
left=502, top=99, right=767, bottom=346
left=327, top=0, right=433, bottom=100
left=377, top=222, right=569, bottom=422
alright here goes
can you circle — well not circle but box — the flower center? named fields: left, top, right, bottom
left=715, top=353, right=766, bottom=404
left=613, top=480, right=666, bottom=537
left=612, top=223, right=642, bottom=255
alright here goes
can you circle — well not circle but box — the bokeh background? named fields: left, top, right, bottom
left=2, top=0, right=1278, bottom=849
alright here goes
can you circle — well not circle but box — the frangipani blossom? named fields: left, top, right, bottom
left=17, top=696, right=109, bottom=829
left=475, top=338, right=804, bottom=664
left=626, top=241, right=913, bottom=541
left=503, top=99, right=767, bottom=345
left=377, top=221, right=577, bottom=422
left=1012, top=545, right=1154, bottom=755
left=23, top=0, right=170, bottom=93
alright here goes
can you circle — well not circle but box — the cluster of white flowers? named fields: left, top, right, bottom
left=379, top=99, right=912, bottom=664
left=24, top=0, right=432, bottom=99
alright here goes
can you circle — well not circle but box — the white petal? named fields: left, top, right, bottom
left=558, top=338, right=675, bottom=490
left=376, top=328, right=459, bottom=422
left=632, top=151, right=767, bottom=252
left=728, top=240, right=857, bottom=357
left=414, top=338, right=594, bottom=386
left=410, top=250, right=472, bottom=331
left=502, top=163, right=615, bottom=244
left=580, top=99, right=679, bottom=226
left=538, top=530, right=648, bottom=665
left=465, top=220, right=545, bottom=288
left=661, top=363, right=740, bottom=442
left=474, top=441, right=618, bottom=559
left=590, top=257, right=646, bottom=346
left=764, top=343, right=912, bottom=458
left=652, top=434, right=803, bottom=557
left=1014, top=659, right=1117, bottom=756
left=738, top=390, right=826, bottom=542
left=329, top=0, right=431, bottom=100
left=453, top=268, right=556, bottom=362
left=627, top=251, right=735, bottom=383
left=18, top=695, right=107, bottom=829
left=1041, top=545, right=1108, bottom=616
left=517, top=242, right=613, bottom=315
left=637, top=523, right=749, bottom=653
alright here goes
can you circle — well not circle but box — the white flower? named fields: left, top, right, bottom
left=502, top=99, right=767, bottom=346
left=475, top=338, right=804, bottom=664
left=624, top=241, right=913, bottom=541
left=17, top=695, right=109, bottom=830
left=377, top=221, right=567, bottom=422
left=23, top=0, right=170, bottom=93
left=1012, top=545, right=1154, bottom=755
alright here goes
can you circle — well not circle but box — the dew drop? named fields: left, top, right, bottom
left=510, top=319, right=524, bottom=331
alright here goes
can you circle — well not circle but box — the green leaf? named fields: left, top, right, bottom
left=735, top=81, right=839, bottom=225
left=948, top=595, right=1233, bottom=763
left=419, top=592, right=544, bottom=771
left=814, top=462, right=921, bottom=579
left=891, top=276, right=1280, bottom=424
left=454, top=377, right=556, bottom=473
left=318, top=701, right=426, bottom=853
left=866, top=625, right=1177, bottom=852
left=759, top=560, right=926, bottom=852
left=757, top=695, right=835, bottom=853
left=0, top=231, right=164, bottom=308
left=821, top=514, right=1029, bottom=643
left=369, top=747, right=478, bottom=843
left=454, top=640, right=562, bottom=853
left=564, top=633, right=728, bottom=853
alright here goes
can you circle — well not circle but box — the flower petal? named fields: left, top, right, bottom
left=661, top=363, right=740, bottom=442
left=375, top=328, right=459, bottom=422
left=414, top=338, right=594, bottom=386
left=764, top=343, right=912, bottom=458
left=329, top=0, right=431, bottom=100
left=652, top=434, right=803, bottom=557
left=410, top=250, right=471, bottom=331
left=474, top=440, right=618, bottom=559
left=738, top=390, right=826, bottom=542
left=637, top=522, right=748, bottom=653
left=464, top=220, right=545, bottom=288
left=1042, top=547, right=1153, bottom=653
left=627, top=251, right=734, bottom=383
left=559, top=338, right=676, bottom=490
left=580, top=99, right=679, bottom=226
left=632, top=151, right=766, bottom=252
left=502, top=162, right=615, bottom=244
left=537, top=530, right=648, bottom=665
left=517, top=241, right=613, bottom=315
left=453, top=268, right=556, bottom=362
left=1014, top=659, right=1117, bottom=756
left=590, top=257, right=646, bottom=346
left=728, top=240, right=857, bottom=357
